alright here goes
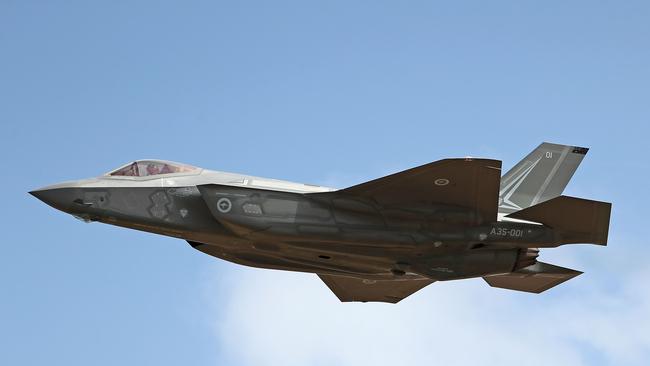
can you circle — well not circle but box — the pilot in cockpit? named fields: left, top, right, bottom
left=160, top=164, right=173, bottom=174
left=146, top=163, right=161, bottom=176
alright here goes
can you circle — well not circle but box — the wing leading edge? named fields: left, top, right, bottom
left=321, top=158, right=502, bottom=225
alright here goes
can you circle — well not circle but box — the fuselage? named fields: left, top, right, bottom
left=30, top=160, right=558, bottom=282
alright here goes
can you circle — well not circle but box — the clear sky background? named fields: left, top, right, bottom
left=2, top=1, right=649, bottom=365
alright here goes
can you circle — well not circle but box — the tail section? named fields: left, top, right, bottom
left=499, top=142, right=589, bottom=213
left=484, top=261, right=582, bottom=293
left=489, top=145, right=611, bottom=294
left=507, top=195, right=611, bottom=246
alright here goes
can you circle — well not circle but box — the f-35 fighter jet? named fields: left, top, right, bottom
left=31, top=143, right=611, bottom=303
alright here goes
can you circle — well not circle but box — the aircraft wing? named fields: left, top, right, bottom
left=333, top=158, right=502, bottom=224
left=318, top=274, right=434, bottom=303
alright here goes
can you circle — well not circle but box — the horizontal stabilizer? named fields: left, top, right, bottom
left=507, top=195, right=611, bottom=245
left=483, top=261, right=582, bottom=293
left=318, top=274, right=434, bottom=303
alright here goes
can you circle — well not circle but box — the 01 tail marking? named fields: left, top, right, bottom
left=530, top=145, right=571, bottom=206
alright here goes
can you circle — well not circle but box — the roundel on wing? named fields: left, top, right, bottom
left=434, top=178, right=450, bottom=186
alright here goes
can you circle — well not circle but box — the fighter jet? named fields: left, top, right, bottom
left=31, top=143, right=611, bottom=303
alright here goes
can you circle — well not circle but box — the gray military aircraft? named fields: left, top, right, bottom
left=31, top=143, right=611, bottom=303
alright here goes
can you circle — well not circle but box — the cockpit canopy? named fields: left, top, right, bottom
left=108, top=160, right=199, bottom=177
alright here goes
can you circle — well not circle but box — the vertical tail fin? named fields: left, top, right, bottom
left=499, top=142, right=588, bottom=213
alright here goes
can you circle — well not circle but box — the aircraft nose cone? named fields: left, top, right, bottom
left=29, top=188, right=78, bottom=212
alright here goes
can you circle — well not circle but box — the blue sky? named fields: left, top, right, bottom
left=1, top=1, right=649, bottom=365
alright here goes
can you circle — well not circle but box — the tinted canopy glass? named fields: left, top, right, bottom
left=109, top=161, right=198, bottom=177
